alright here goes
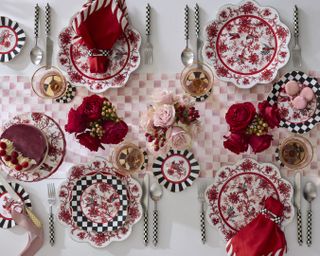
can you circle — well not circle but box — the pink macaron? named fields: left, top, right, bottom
left=285, top=80, right=300, bottom=96
left=292, top=95, right=308, bottom=110
left=300, top=87, right=315, bottom=102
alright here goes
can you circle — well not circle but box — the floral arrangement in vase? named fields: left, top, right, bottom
left=65, top=95, right=128, bottom=151
left=224, top=100, right=281, bottom=154
left=140, top=90, right=201, bottom=154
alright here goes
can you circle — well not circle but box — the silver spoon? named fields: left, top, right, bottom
left=30, top=4, right=43, bottom=65
left=181, top=5, right=194, bottom=66
left=150, top=182, right=163, bottom=247
left=303, top=181, right=317, bottom=247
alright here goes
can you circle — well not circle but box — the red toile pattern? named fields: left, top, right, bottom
left=204, top=1, right=290, bottom=88
left=205, top=158, right=294, bottom=241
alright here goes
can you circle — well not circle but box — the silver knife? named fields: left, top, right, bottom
left=195, top=3, right=203, bottom=63
left=294, top=172, right=303, bottom=245
left=0, top=171, right=42, bottom=228
left=142, top=173, right=149, bottom=246
left=45, top=3, right=53, bottom=69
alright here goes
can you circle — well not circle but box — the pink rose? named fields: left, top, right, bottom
left=153, top=105, right=176, bottom=128
left=170, top=127, right=191, bottom=150
left=152, top=90, right=175, bottom=105
left=140, top=107, right=155, bottom=132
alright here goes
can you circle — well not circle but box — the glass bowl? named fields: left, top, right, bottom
left=278, top=135, right=313, bottom=170
left=180, top=62, right=214, bottom=97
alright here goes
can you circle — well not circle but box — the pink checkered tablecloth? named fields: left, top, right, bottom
left=0, top=72, right=319, bottom=178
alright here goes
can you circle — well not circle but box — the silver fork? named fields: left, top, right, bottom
left=47, top=183, right=56, bottom=246
left=292, top=5, right=302, bottom=67
left=144, top=3, right=153, bottom=65
left=198, top=180, right=207, bottom=244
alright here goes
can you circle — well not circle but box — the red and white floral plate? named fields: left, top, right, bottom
left=0, top=113, right=66, bottom=182
left=267, top=71, right=320, bottom=134
left=58, top=160, right=142, bottom=248
left=205, top=158, right=294, bottom=241
left=152, top=150, right=200, bottom=192
left=58, top=18, right=141, bottom=93
left=203, top=0, right=290, bottom=88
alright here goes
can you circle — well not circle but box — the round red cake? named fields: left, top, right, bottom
left=0, top=124, right=48, bottom=171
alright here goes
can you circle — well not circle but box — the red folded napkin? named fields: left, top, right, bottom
left=226, top=197, right=287, bottom=256
left=72, top=0, right=129, bottom=73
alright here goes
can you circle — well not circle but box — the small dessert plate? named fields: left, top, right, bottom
left=0, top=182, right=32, bottom=229
left=0, top=16, right=26, bottom=62
left=267, top=71, right=320, bottom=133
left=152, top=149, right=200, bottom=192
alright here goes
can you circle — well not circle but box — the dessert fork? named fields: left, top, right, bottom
left=144, top=3, right=153, bottom=65
left=198, top=180, right=207, bottom=244
left=292, top=5, right=301, bottom=67
left=47, top=183, right=56, bottom=246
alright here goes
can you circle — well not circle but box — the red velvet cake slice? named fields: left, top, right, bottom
left=0, top=124, right=48, bottom=171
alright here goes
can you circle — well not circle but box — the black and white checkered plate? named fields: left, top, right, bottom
left=0, top=17, right=26, bottom=62
left=55, top=81, right=77, bottom=104
left=0, top=182, right=32, bottom=229
left=71, top=173, right=128, bottom=232
left=152, top=150, right=200, bottom=192
left=267, top=71, right=320, bottom=133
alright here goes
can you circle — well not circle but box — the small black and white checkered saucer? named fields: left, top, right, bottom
left=152, top=149, right=200, bottom=192
left=267, top=71, right=320, bottom=134
left=194, top=88, right=212, bottom=102
left=0, top=182, right=32, bottom=229
left=55, top=82, right=77, bottom=104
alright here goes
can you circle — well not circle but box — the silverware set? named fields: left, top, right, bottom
left=47, top=183, right=56, bottom=247
left=294, top=172, right=317, bottom=247
left=30, top=3, right=51, bottom=66
left=142, top=173, right=163, bottom=247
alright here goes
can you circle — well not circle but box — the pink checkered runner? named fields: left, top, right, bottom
left=0, top=72, right=319, bottom=178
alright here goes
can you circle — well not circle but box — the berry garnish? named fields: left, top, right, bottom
left=0, top=142, right=7, bottom=149
left=11, top=158, right=18, bottom=165
left=4, top=155, right=11, bottom=161
left=21, top=162, right=29, bottom=168
left=11, top=151, right=18, bottom=158
left=0, top=150, right=6, bottom=156
left=15, top=165, right=22, bottom=171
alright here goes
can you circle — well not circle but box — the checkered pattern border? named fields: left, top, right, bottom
left=267, top=71, right=320, bottom=134
left=55, top=82, right=77, bottom=104
left=71, top=173, right=128, bottom=232
left=152, top=149, right=200, bottom=192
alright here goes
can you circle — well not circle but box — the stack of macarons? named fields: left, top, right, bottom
left=284, top=80, right=315, bottom=110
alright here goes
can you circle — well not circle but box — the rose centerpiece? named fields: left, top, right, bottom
left=140, top=91, right=201, bottom=154
left=224, top=101, right=281, bottom=154
left=65, top=95, right=128, bottom=151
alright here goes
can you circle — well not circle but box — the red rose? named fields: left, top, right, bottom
left=77, top=95, right=105, bottom=121
left=101, top=120, right=129, bottom=144
left=223, top=133, right=249, bottom=154
left=258, top=101, right=281, bottom=129
left=76, top=132, right=103, bottom=152
left=65, top=108, right=88, bottom=133
left=249, top=134, right=273, bottom=153
left=225, top=102, right=256, bottom=132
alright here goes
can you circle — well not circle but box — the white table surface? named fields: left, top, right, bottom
left=0, top=0, right=320, bottom=255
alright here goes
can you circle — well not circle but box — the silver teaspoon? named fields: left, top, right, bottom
left=150, top=182, right=163, bottom=247
left=30, top=4, right=43, bottom=65
left=303, top=181, right=317, bottom=247
left=181, top=5, right=194, bottom=66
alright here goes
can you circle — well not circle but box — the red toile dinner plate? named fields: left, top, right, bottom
left=203, top=0, right=290, bottom=88
left=205, top=158, right=294, bottom=241
left=0, top=113, right=66, bottom=182
left=58, top=160, right=142, bottom=248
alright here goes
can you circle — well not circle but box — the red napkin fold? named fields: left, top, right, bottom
left=72, top=0, right=129, bottom=73
left=226, top=197, right=287, bottom=256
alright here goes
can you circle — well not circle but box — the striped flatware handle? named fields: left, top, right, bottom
left=184, top=5, right=189, bottom=41
left=143, top=212, right=149, bottom=246
left=297, top=209, right=303, bottom=246
left=294, top=5, right=299, bottom=37
left=195, top=3, right=200, bottom=38
left=306, top=209, right=312, bottom=247
left=152, top=210, right=159, bottom=246
left=200, top=210, right=206, bottom=244
left=146, top=3, right=151, bottom=36
left=49, top=212, right=55, bottom=246
left=45, top=3, right=51, bottom=36
left=34, top=4, right=40, bottom=38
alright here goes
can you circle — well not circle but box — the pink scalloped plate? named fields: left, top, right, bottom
left=58, top=160, right=142, bottom=248
left=205, top=158, right=294, bottom=242
left=203, top=0, right=290, bottom=88
left=58, top=17, right=141, bottom=93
